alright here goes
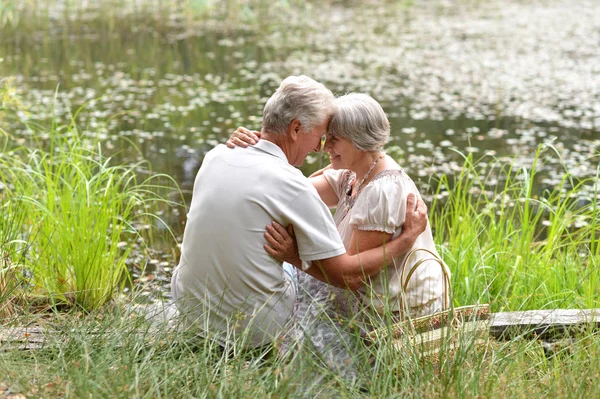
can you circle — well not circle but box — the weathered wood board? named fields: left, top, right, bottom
left=0, top=326, right=55, bottom=351
left=365, top=307, right=600, bottom=356
left=1, top=308, right=599, bottom=351
left=490, top=309, right=600, bottom=340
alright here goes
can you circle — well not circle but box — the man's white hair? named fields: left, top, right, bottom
left=328, top=93, right=390, bottom=151
left=262, top=76, right=335, bottom=135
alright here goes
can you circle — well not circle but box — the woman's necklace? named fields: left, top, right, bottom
left=352, top=154, right=385, bottom=196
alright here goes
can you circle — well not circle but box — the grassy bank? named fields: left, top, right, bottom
left=1, top=305, right=599, bottom=397
left=1, top=138, right=598, bottom=397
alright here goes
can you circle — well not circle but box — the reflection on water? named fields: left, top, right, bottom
left=1, top=1, right=598, bottom=209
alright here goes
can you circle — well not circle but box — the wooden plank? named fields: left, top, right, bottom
left=490, top=309, right=600, bottom=340
left=366, top=307, right=600, bottom=357
left=2, top=308, right=599, bottom=352
left=0, top=326, right=54, bottom=351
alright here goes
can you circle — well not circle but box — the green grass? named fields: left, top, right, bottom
left=430, top=146, right=600, bottom=311
left=0, top=194, right=28, bottom=319
left=0, top=0, right=308, bottom=37
left=0, top=92, right=180, bottom=311
left=0, top=306, right=599, bottom=398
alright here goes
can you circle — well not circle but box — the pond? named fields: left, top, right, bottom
left=1, top=1, right=598, bottom=179
left=1, top=0, right=598, bottom=300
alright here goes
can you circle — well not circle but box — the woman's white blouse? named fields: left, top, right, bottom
left=323, top=168, right=448, bottom=314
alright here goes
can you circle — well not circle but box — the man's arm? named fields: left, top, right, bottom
left=306, top=226, right=417, bottom=290
left=264, top=193, right=428, bottom=291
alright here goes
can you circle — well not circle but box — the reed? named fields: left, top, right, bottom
left=0, top=102, right=598, bottom=399
left=429, top=146, right=600, bottom=311
left=0, top=105, right=179, bottom=311
left=0, top=0, right=303, bottom=38
left=0, top=199, right=27, bottom=320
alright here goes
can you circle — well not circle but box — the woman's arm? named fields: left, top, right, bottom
left=226, top=126, right=261, bottom=148
left=346, top=229, right=393, bottom=256
left=308, top=175, right=338, bottom=208
left=309, top=164, right=332, bottom=178
left=308, top=164, right=338, bottom=207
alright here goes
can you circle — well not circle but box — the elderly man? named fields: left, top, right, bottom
left=171, top=76, right=427, bottom=348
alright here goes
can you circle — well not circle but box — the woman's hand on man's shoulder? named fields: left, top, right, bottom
left=226, top=126, right=261, bottom=148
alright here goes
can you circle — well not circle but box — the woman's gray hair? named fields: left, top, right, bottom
left=328, top=93, right=390, bottom=151
left=262, top=76, right=335, bottom=135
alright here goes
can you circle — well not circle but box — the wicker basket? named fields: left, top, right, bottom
left=364, top=248, right=490, bottom=354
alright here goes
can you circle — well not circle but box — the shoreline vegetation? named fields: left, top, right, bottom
left=0, top=92, right=181, bottom=312
left=1, top=0, right=600, bottom=397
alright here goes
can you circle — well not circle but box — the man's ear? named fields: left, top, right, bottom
left=288, top=119, right=302, bottom=141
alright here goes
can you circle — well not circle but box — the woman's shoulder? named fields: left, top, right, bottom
left=372, top=168, right=405, bottom=180
left=368, top=167, right=416, bottom=190
left=355, top=167, right=421, bottom=209
left=350, top=168, right=410, bottom=231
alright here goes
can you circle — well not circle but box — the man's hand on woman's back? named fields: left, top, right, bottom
left=403, top=193, right=428, bottom=238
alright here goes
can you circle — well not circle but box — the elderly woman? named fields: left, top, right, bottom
left=230, top=93, right=448, bottom=321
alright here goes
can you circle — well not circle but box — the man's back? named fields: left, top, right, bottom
left=172, top=141, right=344, bottom=347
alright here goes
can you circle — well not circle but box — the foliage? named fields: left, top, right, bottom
left=430, top=145, right=600, bottom=311
left=0, top=101, right=179, bottom=311
left=0, top=0, right=309, bottom=35
left=0, top=197, right=27, bottom=320
left=0, top=82, right=28, bottom=319
left=0, top=2, right=598, bottom=396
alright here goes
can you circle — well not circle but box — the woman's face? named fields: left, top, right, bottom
left=323, top=133, right=362, bottom=170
